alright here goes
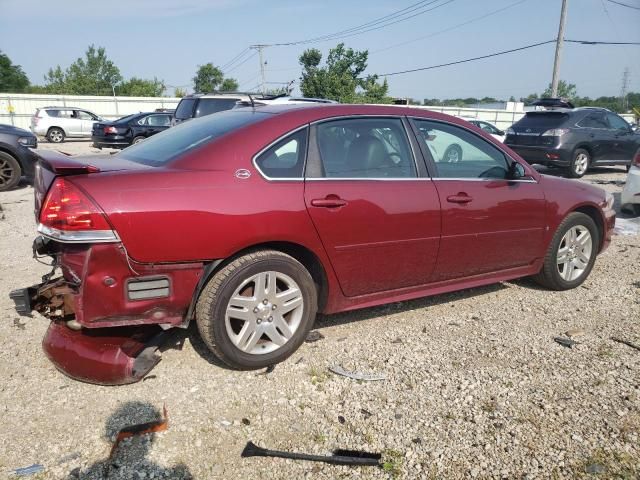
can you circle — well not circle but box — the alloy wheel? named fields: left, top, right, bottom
left=556, top=225, right=592, bottom=281
left=49, top=130, right=63, bottom=143
left=574, top=153, right=589, bottom=176
left=225, top=271, right=304, bottom=355
left=0, top=158, right=16, bottom=187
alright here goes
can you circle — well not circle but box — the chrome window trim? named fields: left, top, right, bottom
left=305, top=177, right=434, bottom=182
left=251, top=124, right=309, bottom=182
left=37, top=223, right=120, bottom=243
left=432, top=177, right=538, bottom=184
left=310, top=115, right=421, bottom=180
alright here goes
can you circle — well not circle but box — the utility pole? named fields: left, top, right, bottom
left=620, top=67, right=630, bottom=111
left=250, top=45, right=267, bottom=93
left=551, top=0, right=569, bottom=98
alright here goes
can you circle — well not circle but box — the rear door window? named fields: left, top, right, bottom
left=195, top=98, right=241, bottom=117
left=314, top=117, right=416, bottom=178
left=606, top=113, right=631, bottom=131
left=174, top=98, right=197, bottom=120
left=255, top=128, right=308, bottom=179
left=578, top=113, right=608, bottom=129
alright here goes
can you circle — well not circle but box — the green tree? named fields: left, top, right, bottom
left=44, top=45, right=122, bottom=95
left=192, top=63, right=238, bottom=93
left=118, top=77, right=165, bottom=97
left=174, top=87, right=187, bottom=97
left=299, top=43, right=390, bottom=103
left=0, top=51, right=30, bottom=92
left=220, top=78, right=239, bottom=91
left=542, top=80, right=577, bottom=100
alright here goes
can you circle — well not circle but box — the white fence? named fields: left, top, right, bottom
left=0, top=93, right=180, bottom=130
left=0, top=93, right=635, bottom=132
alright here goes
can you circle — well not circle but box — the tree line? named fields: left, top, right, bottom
left=0, top=45, right=636, bottom=114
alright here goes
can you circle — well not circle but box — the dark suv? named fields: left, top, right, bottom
left=0, top=124, right=38, bottom=191
left=505, top=107, right=639, bottom=178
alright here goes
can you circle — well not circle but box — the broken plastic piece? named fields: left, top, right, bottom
left=329, top=365, right=387, bottom=381
left=241, top=441, right=381, bottom=467
left=109, top=405, right=168, bottom=459
left=11, top=464, right=44, bottom=476
left=305, top=331, right=325, bottom=343
left=554, top=336, right=578, bottom=348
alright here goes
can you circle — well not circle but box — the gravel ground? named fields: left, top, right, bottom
left=0, top=141, right=638, bottom=479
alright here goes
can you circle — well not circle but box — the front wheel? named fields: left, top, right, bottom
left=569, top=148, right=590, bottom=178
left=196, top=250, right=318, bottom=369
left=533, top=212, right=599, bottom=290
left=0, top=151, right=22, bottom=191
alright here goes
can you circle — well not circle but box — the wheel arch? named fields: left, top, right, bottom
left=572, top=203, right=605, bottom=251
left=573, top=143, right=593, bottom=159
left=185, top=241, right=330, bottom=324
left=46, top=126, right=67, bottom=136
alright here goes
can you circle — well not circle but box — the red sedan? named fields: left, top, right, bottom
left=10, top=104, right=615, bottom=384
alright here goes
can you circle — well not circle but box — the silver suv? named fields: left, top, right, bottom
left=30, top=107, right=104, bottom=143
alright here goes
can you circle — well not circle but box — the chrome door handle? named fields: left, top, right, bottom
left=446, top=194, right=473, bottom=204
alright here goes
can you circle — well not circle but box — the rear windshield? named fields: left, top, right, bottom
left=195, top=98, right=241, bottom=117
left=118, top=109, right=269, bottom=166
left=174, top=98, right=197, bottom=120
left=516, top=112, right=569, bottom=129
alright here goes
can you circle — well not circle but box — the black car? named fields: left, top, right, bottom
left=505, top=106, right=639, bottom=178
left=92, top=112, right=172, bottom=149
left=0, top=124, right=38, bottom=191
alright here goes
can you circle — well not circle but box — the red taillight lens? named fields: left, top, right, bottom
left=33, top=117, right=40, bottom=126
left=39, top=178, right=111, bottom=231
left=104, top=126, right=118, bottom=134
left=634, top=151, right=640, bottom=167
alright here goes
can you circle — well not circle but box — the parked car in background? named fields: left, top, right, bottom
left=172, top=92, right=335, bottom=125
left=92, top=112, right=172, bottom=149
left=505, top=107, right=639, bottom=178
left=0, top=124, right=38, bottom=191
left=10, top=104, right=615, bottom=384
left=621, top=148, right=640, bottom=216
left=458, top=117, right=505, bottom=142
left=30, top=107, right=104, bottom=143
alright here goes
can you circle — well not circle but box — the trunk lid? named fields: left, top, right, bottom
left=34, top=149, right=150, bottom=218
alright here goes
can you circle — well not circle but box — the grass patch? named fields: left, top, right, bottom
left=382, top=449, right=404, bottom=478
left=574, top=449, right=639, bottom=478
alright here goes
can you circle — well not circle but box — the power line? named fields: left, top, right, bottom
left=372, top=0, right=528, bottom=55
left=565, top=39, right=640, bottom=44
left=221, top=48, right=250, bottom=71
left=606, top=0, right=640, bottom=10
left=263, top=0, right=455, bottom=46
left=379, top=40, right=556, bottom=76
left=224, top=51, right=258, bottom=75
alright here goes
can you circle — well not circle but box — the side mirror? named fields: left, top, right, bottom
left=496, top=130, right=505, bottom=136
left=631, top=125, right=639, bottom=133
left=507, top=161, right=526, bottom=179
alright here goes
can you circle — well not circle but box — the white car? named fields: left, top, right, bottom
left=457, top=116, right=506, bottom=143
left=621, top=150, right=640, bottom=216
left=30, top=107, right=104, bottom=143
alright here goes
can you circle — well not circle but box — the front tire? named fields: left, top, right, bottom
left=47, top=127, right=65, bottom=143
left=196, top=250, right=318, bottom=370
left=533, top=212, right=599, bottom=290
left=0, top=151, right=21, bottom=191
left=569, top=148, right=590, bottom=178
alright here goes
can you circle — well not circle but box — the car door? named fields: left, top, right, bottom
left=606, top=113, right=637, bottom=162
left=144, top=114, right=172, bottom=137
left=576, top=112, right=611, bottom=162
left=303, top=116, right=441, bottom=297
left=410, top=118, right=546, bottom=281
left=77, top=110, right=98, bottom=136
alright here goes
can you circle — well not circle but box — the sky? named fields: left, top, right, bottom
left=1, top=0, right=639, bottom=101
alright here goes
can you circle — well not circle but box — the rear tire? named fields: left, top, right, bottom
left=568, top=148, right=590, bottom=178
left=196, top=250, right=318, bottom=370
left=47, top=127, right=65, bottom=143
left=0, top=151, right=21, bottom=191
left=132, top=136, right=146, bottom=145
left=533, top=212, right=599, bottom=290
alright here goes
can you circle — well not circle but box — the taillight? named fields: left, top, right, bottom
left=104, top=126, right=118, bottom=134
left=541, top=128, right=570, bottom=137
left=33, top=117, right=40, bottom=126
left=634, top=150, right=640, bottom=167
left=38, top=178, right=118, bottom=243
